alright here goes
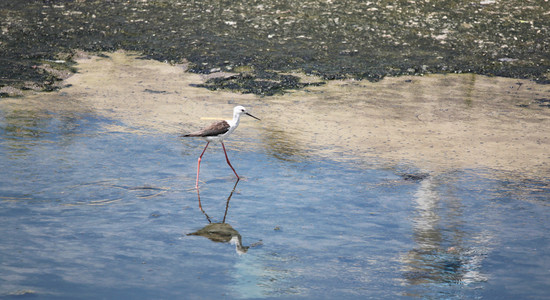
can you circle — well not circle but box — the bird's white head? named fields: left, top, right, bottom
left=233, top=106, right=260, bottom=121
left=233, top=105, right=247, bottom=116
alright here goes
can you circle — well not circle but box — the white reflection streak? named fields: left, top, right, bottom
left=413, top=178, right=440, bottom=249
left=401, top=176, right=489, bottom=286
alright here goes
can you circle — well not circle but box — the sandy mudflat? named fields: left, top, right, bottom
left=3, top=51, right=549, bottom=179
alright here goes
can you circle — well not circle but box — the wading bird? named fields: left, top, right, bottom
left=182, top=106, right=260, bottom=188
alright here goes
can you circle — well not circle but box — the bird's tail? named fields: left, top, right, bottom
left=181, top=133, right=200, bottom=137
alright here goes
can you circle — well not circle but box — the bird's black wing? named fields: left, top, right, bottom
left=183, top=120, right=230, bottom=137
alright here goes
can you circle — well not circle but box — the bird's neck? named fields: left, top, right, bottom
left=231, top=113, right=241, bottom=127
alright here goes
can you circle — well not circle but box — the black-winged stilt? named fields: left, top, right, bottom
left=182, top=106, right=260, bottom=188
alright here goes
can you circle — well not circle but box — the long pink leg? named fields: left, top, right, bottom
left=196, top=142, right=210, bottom=189
left=221, top=142, right=240, bottom=179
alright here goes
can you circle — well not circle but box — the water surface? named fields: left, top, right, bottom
left=1, top=54, right=550, bottom=298
left=1, top=101, right=549, bottom=299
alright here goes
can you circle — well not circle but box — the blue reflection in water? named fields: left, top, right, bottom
left=0, top=111, right=549, bottom=299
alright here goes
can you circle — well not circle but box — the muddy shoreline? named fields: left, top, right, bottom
left=1, top=0, right=549, bottom=96
left=2, top=52, right=548, bottom=180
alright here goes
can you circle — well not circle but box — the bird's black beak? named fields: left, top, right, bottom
left=246, top=112, right=261, bottom=121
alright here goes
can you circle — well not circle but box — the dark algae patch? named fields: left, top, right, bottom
left=192, top=71, right=326, bottom=96
left=1, top=0, right=549, bottom=95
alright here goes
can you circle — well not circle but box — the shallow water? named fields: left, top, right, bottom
left=1, top=101, right=549, bottom=299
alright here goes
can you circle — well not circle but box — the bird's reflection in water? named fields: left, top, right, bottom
left=188, top=179, right=252, bottom=254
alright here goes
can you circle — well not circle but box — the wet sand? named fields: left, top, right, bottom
left=3, top=51, right=549, bottom=179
